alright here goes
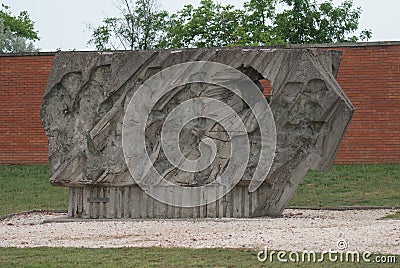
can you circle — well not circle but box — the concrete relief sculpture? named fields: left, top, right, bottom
left=40, top=48, right=354, bottom=218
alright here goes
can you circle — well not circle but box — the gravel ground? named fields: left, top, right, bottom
left=0, top=209, right=399, bottom=254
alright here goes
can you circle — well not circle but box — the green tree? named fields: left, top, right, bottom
left=88, top=0, right=168, bottom=50
left=241, top=0, right=284, bottom=45
left=159, top=0, right=246, bottom=48
left=89, top=0, right=372, bottom=50
left=162, top=0, right=371, bottom=48
left=0, top=4, right=39, bottom=53
left=274, top=0, right=372, bottom=44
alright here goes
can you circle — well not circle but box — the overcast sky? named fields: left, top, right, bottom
left=3, top=0, right=400, bottom=51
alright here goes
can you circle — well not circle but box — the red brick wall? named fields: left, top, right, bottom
left=0, top=54, right=54, bottom=164
left=333, top=45, right=400, bottom=164
left=0, top=44, right=399, bottom=164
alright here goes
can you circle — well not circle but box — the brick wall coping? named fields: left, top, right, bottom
left=0, top=51, right=56, bottom=57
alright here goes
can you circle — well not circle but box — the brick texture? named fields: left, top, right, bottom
left=333, top=45, right=400, bottom=164
left=0, top=55, right=54, bottom=164
left=0, top=45, right=399, bottom=164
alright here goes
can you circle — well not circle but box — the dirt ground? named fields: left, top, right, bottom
left=0, top=209, right=399, bottom=255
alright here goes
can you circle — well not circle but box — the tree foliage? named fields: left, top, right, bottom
left=89, top=0, right=372, bottom=50
left=0, top=20, right=37, bottom=53
left=240, top=0, right=284, bottom=45
left=159, top=0, right=246, bottom=48
left=274, top=0, right=372, bottom=44
left=88, top=0, right=168, bottom=50
left=0, top=4, right=39, bottom=53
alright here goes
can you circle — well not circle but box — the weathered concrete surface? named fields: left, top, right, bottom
left=40, top=48, right=354, bottom=218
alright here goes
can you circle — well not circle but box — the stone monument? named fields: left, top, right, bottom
left=40, top=48, right=354, bottom=218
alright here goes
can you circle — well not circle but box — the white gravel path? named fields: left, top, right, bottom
left=0, top=209, right=399, bottom=254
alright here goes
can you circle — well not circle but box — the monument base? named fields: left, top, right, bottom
left=67, top=183, right=285, bottom=219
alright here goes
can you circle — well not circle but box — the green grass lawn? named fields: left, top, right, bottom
left=0, top=247, right=398, bottom=268
left=290, top=164, right=400, bottom=207
left=0, top=165, right=68, bottom=216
